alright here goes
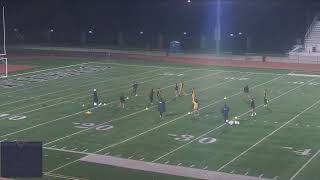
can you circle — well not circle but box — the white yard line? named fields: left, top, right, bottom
left=44, top=172, right=89, bottom=180
left=0, top=68, right=176, bottom=119
left=3, top=68, right=162, bottom=113
left=290, top=149, right=320, bottom=180
left=152, top=77, right=316, bottom=162
left=43, top=71, right=226, bottom=146
left=90, top=62, right=284, bottom=76
left=0, top=69, right=220, bottom=139
left=218, top=96, right=320, bottom=171
left=94, top=74, right=284, bottom=154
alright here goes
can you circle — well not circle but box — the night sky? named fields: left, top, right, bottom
left=3, top=0, right=320, bottom=53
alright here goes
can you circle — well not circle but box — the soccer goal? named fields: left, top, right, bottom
left=0, top=56, right=7, bottom=78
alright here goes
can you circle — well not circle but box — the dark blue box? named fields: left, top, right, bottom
left=1, top=141, right=42, bottom=178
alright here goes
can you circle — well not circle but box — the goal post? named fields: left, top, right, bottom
left=0, top=57, right=7, bottom=78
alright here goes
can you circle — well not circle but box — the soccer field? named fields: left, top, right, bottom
left=1, top=58, right=320, bottom=180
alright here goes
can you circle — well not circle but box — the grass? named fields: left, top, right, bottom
left=1, top=57, right=320, bottom=180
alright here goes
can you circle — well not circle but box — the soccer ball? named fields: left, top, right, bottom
left=188, top=112, right=191, bottom=115
left=235, top=116, right=238, bottom=120
left=82, top=104, right=85, bottom=107
left=103, top=103, right=107, bottom=106
left=145, top=107, right=149, bottom=110
left=224, top=97, right=227, bottom=100
left=126, top=97, right=130, bottom=100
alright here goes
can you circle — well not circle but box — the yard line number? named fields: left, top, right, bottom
left=0, top=113, right=27, bottom=121
left=168, top=134, right=217, bottom=144
left=73, top=122, right=113, bottom=131
left=225, top=77, right=249, bottom=81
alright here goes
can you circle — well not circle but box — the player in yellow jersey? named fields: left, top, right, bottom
left=192, top=98, right=200, bottom=116
left=191, top=88, right=196, bottom=102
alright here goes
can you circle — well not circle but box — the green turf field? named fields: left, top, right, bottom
left=1, top=59, right=320, bottom=180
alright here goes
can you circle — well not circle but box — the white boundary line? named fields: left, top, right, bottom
left=93, top=74, right=284, bottom=153
left=90, top=61, right=285, bottom=76
left=152, top=77, right=317, bottom=163
left=290, top=149, right=320, bottom=180
left=0, top=69, right=222, bottom=138
left=2, top=68, right=162, bottom=113
left=43, top=71, right=229, bottom=146
left=218, top=95, right=320, bottom=171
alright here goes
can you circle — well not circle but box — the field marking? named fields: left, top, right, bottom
left=43, top=71, right=226, bottom=146
left=290, top=149, right=320, bottom=180
left=44, top=172, right=89, bottom=180
left=44, top=72, right=261, bottom=173
left=93, top=74, right=283, bottom=154
left=0, top=69, right=221, bottom=140
left=91, top=61, right=285, bottom=76
left=0, top=62, right=152, bottom=96
left=218, top=95, right=320, bottom=171
left=152, top=77, right=316, bottom=162
left=1, top=68, right=162, bottom=113
left=0, top=68, right=178, bottom=120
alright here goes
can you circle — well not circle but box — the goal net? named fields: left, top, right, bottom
left=0, top=57, right=7, bottom=78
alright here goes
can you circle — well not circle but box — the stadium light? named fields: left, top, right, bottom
left=187, top=0, right=191, bottom=3
left=230, top=33, right=234, bottom=37
left=13, top=27, right=18, bottom=32
left=49, top=29, right=54, bottom=32
left=238, top=32, right=243, bottom=35
left=88, top=30, right=93, bottom=34
left=140, top=31, right=144, bottom=35
left=183, top=32, right=187, bottom=35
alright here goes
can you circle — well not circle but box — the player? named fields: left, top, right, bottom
left=179, top=80, right=186, bottom=96
left=157, top=88, right=162, bottom=100
left=158, top=98, right=166, bottom=118
left=192, top=98, right=200, bottom=116
left=263, top=89, right=268, bottom=107
left=244, top=85, right=250, bottom=98
left=149, top=88, right=154, bottom=104
left=191, top=88, right=196, bottom=102
left=174, top=83, right=179, bottom=97
left=250, top=98, right=257, bottom=116
left=133, top=81, right=138, bottom=96
left=119, top=93, right=125, bottom=109
left=221, top=104, right=230, bottom=123
left=93, top=89, right=99, bottom=106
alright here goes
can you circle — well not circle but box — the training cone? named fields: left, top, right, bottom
left=85, top=111, right=92, bottom=115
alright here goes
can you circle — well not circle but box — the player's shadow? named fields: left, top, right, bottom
left=165, top=112, right=179, bottom=117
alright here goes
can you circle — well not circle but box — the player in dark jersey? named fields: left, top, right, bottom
left=174, top=83, right=179, bottom=97
left=179, top=80, right=186, bottom=96
left=93, top=89, right=99, bottom=106
left=244, top=85, right=250, bottom=98
left=264, top=89, right=268, bottom=107
left=221, top=104, right=230, bottom=123
left=158, top=98, right=166, bottom=118
left=250, top=98, right=256, bottom=116
left=119, top=93, right=125, bottom=109
left=133, top=81, right=138, bottom=97
left=149, top=88, right=154, bottom=104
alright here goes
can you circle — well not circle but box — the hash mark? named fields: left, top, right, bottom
left=244, top=172, right=249, bottom=175
left=230, top=170, right=234, bottom=173
left=165, top=161, right=170, bottom=164
left=177, top=163, right=182, bottom=166
left=259, top=174, right=263, bottom=178
left=168, top=134, right=177, bottom=137
left=139, top=158, right=144, bottom=161
left=203, top=166, right=208, bottom=170
left=190, top=164, right=195, bottom=168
